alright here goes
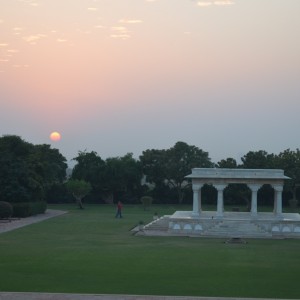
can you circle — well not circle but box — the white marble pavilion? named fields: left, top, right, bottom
left=187, top=168, right=289, bottom=219
left=143, top=168, right=300, bottom=238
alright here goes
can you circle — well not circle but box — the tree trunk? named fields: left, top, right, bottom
left=177, top=186, right=184, bottom=204
left=76, top=197, right=84, bottom=209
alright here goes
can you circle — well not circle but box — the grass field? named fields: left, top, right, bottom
left=1, top=204, right=300, bottom=299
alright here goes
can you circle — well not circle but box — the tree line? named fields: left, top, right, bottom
left=0, top=135, right=299, bottom=210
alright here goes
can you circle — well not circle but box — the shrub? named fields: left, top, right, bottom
left=12, top=203, right=31, bottom=218
left=0, top=201, right=13, bottom=219
left=31, top=201, right=47, bottom=215
left=12, top=201, right=47, bottom=218
left=140, top=196, right=153, bottom=210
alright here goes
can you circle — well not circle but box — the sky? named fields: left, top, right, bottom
left=1, top=0, right=300, bottom=166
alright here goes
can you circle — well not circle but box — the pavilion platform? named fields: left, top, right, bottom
left=142, top=211, right=300, bottom=239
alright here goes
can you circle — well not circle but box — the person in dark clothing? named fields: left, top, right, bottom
left=115, top=201, right=123, bottom=218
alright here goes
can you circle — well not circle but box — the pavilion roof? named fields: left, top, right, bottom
left=186, top=168, right=290, bottom=180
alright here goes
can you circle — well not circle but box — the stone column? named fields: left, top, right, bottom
left=214, top=184, right=227, bottom=218
left=192, top=184, right=203, bottom=216
left=248, top=184, right=261, bottom=218
left=273, top=184, right=283, bottom=217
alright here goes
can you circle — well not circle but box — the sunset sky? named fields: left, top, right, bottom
left=1, top=0, right=300, bottom=165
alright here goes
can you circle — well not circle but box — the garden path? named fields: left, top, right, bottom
left=0, top=209, right=67, bottom=234
left=0, top=292, right=290, bottom=300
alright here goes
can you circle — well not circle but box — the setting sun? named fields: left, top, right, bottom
left=50, top=131, right=61, bottom=142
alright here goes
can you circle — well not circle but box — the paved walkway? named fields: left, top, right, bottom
left=0, top=211, right=290, bottom=300
left=0, top=209, right=67, bottom=234
left=0, top=293, right=290, bottom=300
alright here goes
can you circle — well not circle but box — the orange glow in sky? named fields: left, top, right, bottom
left=50, top=131, right=61, bottom=142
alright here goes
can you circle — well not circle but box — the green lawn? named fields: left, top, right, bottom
left=1, top=204, right=300, bottom=298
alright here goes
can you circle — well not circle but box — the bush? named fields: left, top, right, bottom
left=289, top=199, right=298, bottom=210
left=31, top=201, right=47, bottom=215
left=140, top=196, right=153, bottom=210
left=0, top=201, right=13, bottom=219
left=12, top=201, right=47, bottom=218
left=12, top=203, right=31, bottom=217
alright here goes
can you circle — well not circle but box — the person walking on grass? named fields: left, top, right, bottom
left=115, top=201, right=123, bottom=218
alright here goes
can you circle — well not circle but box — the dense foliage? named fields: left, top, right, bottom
left=0, top=135, right=67, bottom=213
left=12, top=201, right=47, bottom=217
left=65, top=179, right=92, bottom=209
left=0, top=201, right=13, bottom=218
left=140, top=141, right=213, bottom=203
left=71, top=151, right=143, bottom=204
left=1, top=135, right=299, bottom=207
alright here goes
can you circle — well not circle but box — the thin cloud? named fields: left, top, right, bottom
left=214, top=0, right=234, bottom=5
left=119, top=19, right=143, bottom=24
left=13, top=27, right=24, bottom=35
left=111, top=26, right=128, bottom=33
left=18, top=0, right=40, bottom=7
left=197, top=1, right=213, bottom=7
left=77, top=28, right=92, bottom=34
left=22, top=34, right=46, bottom=43
left=0, top=43, right=9, bottom=47
left=196, top=0, right=235, bottom=7
left=7, top=49, right=19, bottom=53
left=110, top=25, right=133, bottom=39
left=18, top=0, right=39, bottom=5
left=110, top=34, right=130, bottom=40
left=12, top=64, right=30, bottom=68
left=87, top=7, right=98, bottom=11
left=57, top=39, right=67, bottom=42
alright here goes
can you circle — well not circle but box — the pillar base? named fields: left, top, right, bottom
left=216, top=214, right=223, bottom=219
left=251, top=213, right=258, bottom=219
left=275, top=213, right=283, bottom=220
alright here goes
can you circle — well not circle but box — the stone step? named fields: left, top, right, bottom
left=143, top=217, right=273, bottom=238
left=204, top=220, right=271, bottom=237
left=143, top=216, right=170, bottom=232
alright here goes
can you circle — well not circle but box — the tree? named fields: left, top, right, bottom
left=0, top=135, right=36, bottom=202
left=71, top=151, right=106, bottom=202
left=0, top=135, right=67, bottom=203
left=31, top=144, right=67, bottom=186
left=217, top=158, right=248, bottom=206
left=71, top=151, right=143, bottom=204
left=240, top=150, right=275, bottom=169
left=65, top=179, right=92, bottom=209
left=102, top=153, right=143, bottom=203
left=140, top=141, right=213, bottom=203
left=72, top=151, right=105, bottom=187
left=164, top=142, right=214, bottom=203
left=273, top=149, right=300, bottom=201
left=29, top=144, right=67, bottom=203
left=217, top=158, right=238, bottom=168
left=139, top=148, right=167, bottom=187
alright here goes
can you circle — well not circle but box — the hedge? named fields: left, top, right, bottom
left=0, top=201, right=14, bottom=219
left=12, top=201, right=47, bottom=218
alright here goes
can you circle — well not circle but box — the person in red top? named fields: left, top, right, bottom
left=115, top=201, right=123, bottom=218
